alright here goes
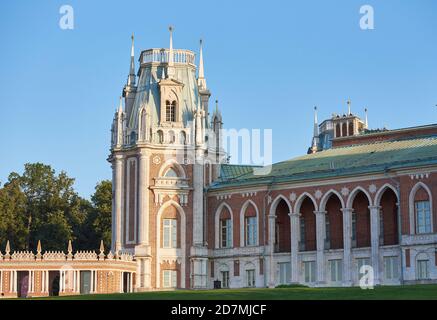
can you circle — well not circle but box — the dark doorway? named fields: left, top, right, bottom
left=80, top=271, right=91, bottom=294
left=49, top=271, right=60, bottom=296
left=123, top=272, right=130, bottom=293
left=17, top=271, right=29, bottom=298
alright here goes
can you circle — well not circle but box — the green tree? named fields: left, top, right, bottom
left=90, top=180, right=112, bottom=250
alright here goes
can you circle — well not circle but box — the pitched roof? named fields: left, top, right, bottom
left=210, top=135, right=437, bottom=190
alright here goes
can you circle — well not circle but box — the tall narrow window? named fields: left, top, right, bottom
left=220, top=219, right=232, bottom=248
left=357, top=257, right=371, bottom=279
left=166, top=100, right=176, bottom=122
left=329, top=259, right=343, bottom=283
left=351, top=212, right=357, bottom=246
left=325, top=216, right=331, bottom=249
left=221, top=271, right=229, bottom=288
left=417, top=260, right=429, bottom=280
left=163, top=219, right=177, bottom=248
left=384, top=256, right=399, bottom=280
left=245, top=217, right=257, bottom=246
left=303, top=261, right=316, bottom=283
left=415, top=201, right=431, bottom=234
left=246, top=269, right=255, bottom=287
left=163, top=270, right=177, bottom=288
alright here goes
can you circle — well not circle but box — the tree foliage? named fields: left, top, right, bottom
left=0, top=163, right=112, bottom=252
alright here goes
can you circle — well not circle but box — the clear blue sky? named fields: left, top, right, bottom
left=1, top=0, right=436, bottom=198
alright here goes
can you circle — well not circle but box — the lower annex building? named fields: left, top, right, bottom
left=0, top=30, right=436, bottom=297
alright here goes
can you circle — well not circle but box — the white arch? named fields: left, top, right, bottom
left=346, top=186, right=373, bottom=208
left=215, top=202, right=234, bottom=249
left=240, top=200, right=260, bottom=247
left=294, top=192, right=319, bottom=213
left=269, top=194, right=293, bottom=216
left=374, top=183, right=399, bottom=207
left=156, top=200, right=186, bottom=289
left=319, top=189, right=345, bottom=212
left=158, top=158, right=187, bottom=179
left=409, top=182, right=433, bottom=234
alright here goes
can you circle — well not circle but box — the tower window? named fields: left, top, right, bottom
left=166, top=100, right=176, bottom=122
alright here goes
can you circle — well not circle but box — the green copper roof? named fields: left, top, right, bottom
left=211, top=135, right=437, bottom=190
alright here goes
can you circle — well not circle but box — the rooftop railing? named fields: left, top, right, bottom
left=140, top=48, right=196, bottom=65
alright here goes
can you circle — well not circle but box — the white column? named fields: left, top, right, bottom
left=46, top=271, right=49, bottom=293
left=315, top=211, right=326, bottom=285
left=73, top=271, right=76, bottom=293
left=341, top=208, right=353, bottom=286
left=90, top=271, right=94, bottom=293
left=369, top=205, right=381, bottom=285
left=290, top=213, right=300, bottom=283
left=268, top=214, right=276, bottom=287
left=193, top=152, right=204, bottom=246
left=130, top=273, right=133, bottom=293
left=0, top=271, right=3, bottom=293
left=137, top=152, right=150, bottom=246
left=28, top=271, right=31, bottom=294
left=113, top=155, right=123, bottom=252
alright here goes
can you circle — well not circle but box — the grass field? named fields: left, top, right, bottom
left=37, top=284, right=437, bottom=300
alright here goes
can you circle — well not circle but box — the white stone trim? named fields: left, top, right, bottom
left=239, top=199, right=260, bottom=247
left=408, top=181, right=434, bottom=235
left=374, top=183, right=399, bottom=207
left=125, top=157, right=138, bottom=245
left=214, top=202, right=234, bottom=249
left=319, top=189, right=345, bottom=212
left=346, top=186, right=373, bottom=208
left=294, top=192, right=319, bottom=213
left=156, top=200, right=186, bottom=289
left=158, top=158, right=187, bottom=178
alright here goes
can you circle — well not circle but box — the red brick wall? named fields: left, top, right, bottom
left=326, top=195, right=344, bottom=249
left=380, top=188, right=398, bottom=245
left=275, top=199, right=290, bottom=252
left=301, top=197, right=316, bottom=251
left=353, top=192, right=371, bottom=248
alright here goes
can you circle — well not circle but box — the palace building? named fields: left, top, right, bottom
left=1, top=29, right=437, bottom=297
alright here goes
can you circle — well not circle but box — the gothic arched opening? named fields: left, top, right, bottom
left=379, top=188, right=399, bottom=245
left=299, top=197, right=316, bottom=251
left=325, top=194, right=344, bottom=249
left=352, top=191, right=371, bottom=248
left=274, top=199, right=290, bottom=253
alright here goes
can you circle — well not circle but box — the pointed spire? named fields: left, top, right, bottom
left=167, top=25, right=175, bottom=78
left=347, top=99, right=351, bottom=115
left=118, top=96, right=123, bottom=113
left=37, top=240, right=41, bottom=254
left=313, top=106, right=319, bottom=137
left=197, top=39, right=207, bottom=90
left=311, top=106, right=319, bottom=153
left=127, top=33, right=136, bottom=86
left=364, top=108, right=368, bottom=129
left=68, top=240, right=72, bottom=254
left=5, top=240, right=10, bottom=255
left=99, top=240, right=105, bottom=254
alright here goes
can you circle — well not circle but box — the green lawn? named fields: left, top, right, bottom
left=37, top=284, right=437, bottom=300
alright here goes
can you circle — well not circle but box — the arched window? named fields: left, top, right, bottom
left=164, top=168, right=178, bottom=178
left=220, top=208, right=232, bottom=248
left=168, top=130, right=176, bottom=144
left=179, top=131, right=187, bottom=144
left=157, top=130, right=164, bottom=144
left=412, top=186, right=432, bottom=234
left=348, top=121, right=354, bottom=136
left=244, top=206, right=257, bottom=246
left=335, top=123, right=341, bottom=138
left=342, top=122, right=347, bottom=137
left=166, top=100, right=176, bottom=122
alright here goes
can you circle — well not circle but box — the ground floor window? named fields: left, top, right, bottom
left=246, top=269, right=255, bottom=287
left=163, top=270, right=177, bottom=288
left=221, top=271, right=229, bottom=288
left=303, top=261, right=316, bottom=283
left=417, top=260, right=429, bottom=280
left=384, top=256, right=399, bottom=280
left=278, top=262, right=291, bottom=285
left=329, top=259, right=342, bottom=283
